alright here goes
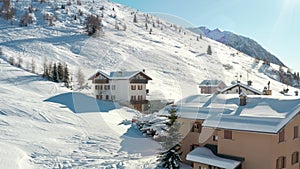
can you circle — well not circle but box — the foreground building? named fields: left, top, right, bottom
left=88, top=70, right=152, bottom=111
left=161, top=93, right=300, bottom=169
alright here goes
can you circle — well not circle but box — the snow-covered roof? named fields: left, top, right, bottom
left=220, top=82, right=262, bottom=95
left=159, top=94, right=300, bottom=134
left=186, top=147, right=241, bottom=169
left=199, top=80, right=225, bottom=87
left=109, top=71, right=141, bottom=79
left=88, top=70, right=152, bottom=80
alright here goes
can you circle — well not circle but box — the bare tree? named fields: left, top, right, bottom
left=77, top=67, right=85, bottom=87
left=31, top=58, right=36, bottom=73
left=85, top=14, right=102, bottom=35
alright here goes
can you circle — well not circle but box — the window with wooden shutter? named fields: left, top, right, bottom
left=276, top=156, right=286, bottom=169
left=292, top=152, right=299, bottom=165
left=294, top=126, right=299, bottom=139
left=224, top=130, right=232, bottom=140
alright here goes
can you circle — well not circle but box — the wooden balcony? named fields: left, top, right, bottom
left=93, top=79, right=109, bottom=84
left=130, top=99, right=149, bottom=104
left=130, top=79, right=148, bottom=84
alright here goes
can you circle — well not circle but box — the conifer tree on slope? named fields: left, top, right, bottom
left=158, top=107, right=183, bottom=169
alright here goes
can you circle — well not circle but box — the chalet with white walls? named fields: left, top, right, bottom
left=88, top=70, right=152, bottom=111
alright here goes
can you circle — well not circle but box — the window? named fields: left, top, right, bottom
left=100, top=85, right=103, bottom=90
left=96, top=95, right=101, bottom=99
left=224, top=130, right=232, bottom=140
left=138, top=85, right=143, bottom=90
left=213, top=135, right=218, bottom=141
left=111, top=85, right=116, bottom=90
left=191, top=122, right=201, bottom=133
left=131, top=95, right=136, bottom=101
left=138, top=95, right=143, bottom=100
left=104, top=85, right=110, bottom=90
left=131, top=85, right=136, bottom=90
left=106, top=95, right=109, bottom=100
left=294, top=126, right=299, bottom=139
left=279, top=129, right=285, bottom=143
left=292, top=152, right=299, bottom=165
left=95, top=85, right=99, bottom=90
left=276, top=156, right=286, bottom=169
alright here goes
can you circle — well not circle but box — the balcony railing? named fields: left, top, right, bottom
left=130, top=79, right=148, bottom=84
left=130, top=99, right=149, bottom=104
left=93, top=79, right=109, bottom=84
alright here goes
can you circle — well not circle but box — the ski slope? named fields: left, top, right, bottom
left=0, top=0, right=299, bottom=168
left=0, top=58, right=161, bottom=168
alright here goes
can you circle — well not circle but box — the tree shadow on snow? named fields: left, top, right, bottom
left=118, top=125, right=160, bottom=156
left=44, top=92, right=119, bottom=113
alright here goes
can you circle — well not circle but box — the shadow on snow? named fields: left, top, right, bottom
left=44, top=92, right=119, bottom=113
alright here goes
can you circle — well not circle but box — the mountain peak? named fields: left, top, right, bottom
left=192, top=27, right=285, bottom=66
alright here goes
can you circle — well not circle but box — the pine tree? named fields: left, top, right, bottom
left=42, top=57, right=49, bottom=79
left=207, top=45, right=212, bottom=55
left=52, top=63, right=58, bottom=82
left=63, top=64, right=70, bottom=88
left=133, top=13, right=137, bottom=23
left=158, top=144, right=182, bottom=169
left=158, top=108, right=183, bottom=169
left=57, top=62, right=64, bottom=82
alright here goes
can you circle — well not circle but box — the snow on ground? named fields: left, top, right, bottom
left=0, top=58, right=161, bottom=168
left=0, top=0, right=298, bottom=103
left=0, top=0, right=299, bottom=168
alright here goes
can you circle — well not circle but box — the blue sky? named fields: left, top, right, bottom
left=112, top=0, right=300, bottom=72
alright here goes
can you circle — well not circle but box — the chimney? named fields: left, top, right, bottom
left=247, top=80, right=252, bottom=86
left=239, top=92, right=247, bottom=106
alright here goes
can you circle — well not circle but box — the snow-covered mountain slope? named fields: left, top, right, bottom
left=189, top=26, right=285, bottom=66
left=0, top=57, right=161, bottom=168
left=0, top=0, right=299, bottom=168
left=0, top=0, right=298, bottom=101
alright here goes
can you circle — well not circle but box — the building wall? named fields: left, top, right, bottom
left=129, top=83, right=147, bottom=101
left=270, top=114, right=300, bottom=169
left=218, top=130, right=273, bottom=169
left=177, top=118, right=218, bottom=164
left=200, top=82, right=227, bottom=94
left=93, top=80, right=130, bottom=102
left=217, top=114, right=300, bottom=169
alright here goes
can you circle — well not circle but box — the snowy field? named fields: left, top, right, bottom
left=0, top=0, right=299, bottom=168
left=0, top=58, right=162, bottom=168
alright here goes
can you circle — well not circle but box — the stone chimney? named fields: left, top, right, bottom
left=239, top=92, right=247, bottom=106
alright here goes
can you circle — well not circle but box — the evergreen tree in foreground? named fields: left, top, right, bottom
left=158, top=107, right=182, bottom=169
